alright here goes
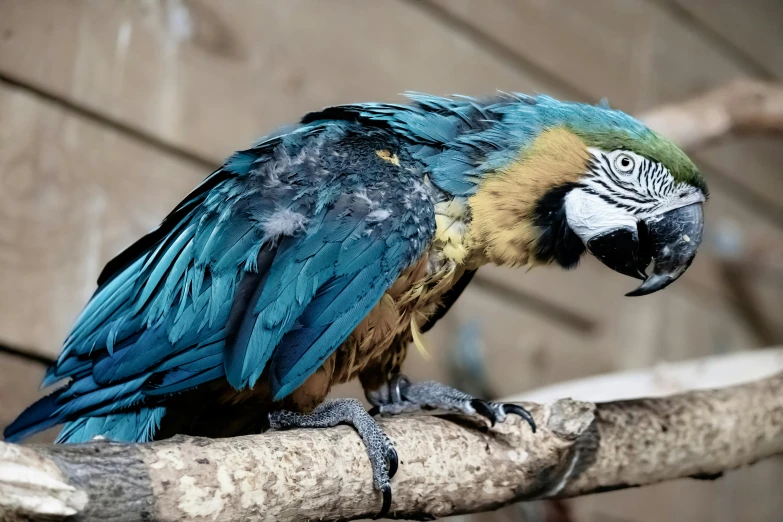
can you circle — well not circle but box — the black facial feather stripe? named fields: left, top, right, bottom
left=600, top=163, right=637, bottom=192
left=581, top=187, right=639, bottom=212
left=588, top=159, right=659, bottom=207
left=586, top=153, right=678, bottom=213
left=593, top=170, right=653, bottom=205
left=598, top=156, right=646, bottom=194
left=533, top=182, right=586, bottom=268
left=639, top=160, right=652, bottom=189
left=589, top=177, right=653, bottom=206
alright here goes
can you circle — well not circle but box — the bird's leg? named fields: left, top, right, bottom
left=366, top=375, right=536, bottom=432
left=268, top=398, right=398, bottom=518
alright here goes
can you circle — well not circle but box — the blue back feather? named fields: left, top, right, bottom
left=4, top=119, right=434, bottom=443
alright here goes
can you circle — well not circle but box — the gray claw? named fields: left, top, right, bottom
left=376, top=483, right=392, bottom=519
left=387, top=446, right=399, bottom=478
left=470, top=399, right=497, bottom=426
left=390, top=374, right=408, bottom=404
left=502, top=403, right=537, bottom=433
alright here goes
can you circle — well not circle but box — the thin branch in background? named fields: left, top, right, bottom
left=640, top=79, right=783, bottom=149
left=0, top=341, right=56, bottom=367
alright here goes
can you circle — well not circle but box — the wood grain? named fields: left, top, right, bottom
left=674, top=0, right=783, bottom=79
left=0, top=83, right=203, bottom=358
left=566, top=457, right=783, bottom=522
left=0, top=0, right=566, bottom=162
left=0, top=353, right=55, bottom=443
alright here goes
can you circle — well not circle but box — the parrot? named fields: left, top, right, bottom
left=4, top=92, right=707, bottom=517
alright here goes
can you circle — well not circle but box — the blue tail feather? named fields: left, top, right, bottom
left=3, top=389, right=65, bottom=442
left=56, top=407, right=166, bottom=443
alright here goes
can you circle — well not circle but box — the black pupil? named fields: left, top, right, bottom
left=621, top=158, right=630, bottom=167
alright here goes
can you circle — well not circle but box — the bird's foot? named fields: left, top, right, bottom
left=367, top=375, right=536, bottom=432
left=268, top=398, right=398, bottom=518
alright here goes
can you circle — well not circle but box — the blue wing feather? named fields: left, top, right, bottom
left=56, top=407, right=165, bottom=443
left=5, top=120, right=436, bottom=444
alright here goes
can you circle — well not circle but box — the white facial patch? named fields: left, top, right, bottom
left=582, top=147, right=706, bottom=219
left=564, top=188, right=638, bottom=243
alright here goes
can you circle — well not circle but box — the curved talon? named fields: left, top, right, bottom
left=376, top=483, right=392, bottom=519
left=368, top=405, right=381, bottom=417
left=470, top=399, right=497, bottom=427
left=386, top=446, right=399, bottom=479
left=390, top=374, right=407, bottom=404
left=502, top=404, right=537, bottom=433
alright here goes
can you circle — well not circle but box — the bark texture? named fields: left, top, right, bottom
left=1, top=372, right=782, bottom=521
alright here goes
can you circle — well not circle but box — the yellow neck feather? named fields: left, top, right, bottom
left=466, top=127, right=590, bottom=267
left=432, top=197, right=471, bottom=264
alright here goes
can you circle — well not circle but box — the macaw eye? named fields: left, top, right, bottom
left=614, top=153, right=635, bottom=174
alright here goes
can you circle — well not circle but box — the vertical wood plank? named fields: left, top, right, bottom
left=673, top=0, right=783, bottom=79
left=0, top=84, right=203, bottom=357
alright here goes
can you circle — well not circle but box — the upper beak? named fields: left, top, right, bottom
left=586, top=203, right=704, bottom=296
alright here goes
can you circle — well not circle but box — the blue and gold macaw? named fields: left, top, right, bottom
left=5, top=93, right=706, bottom=516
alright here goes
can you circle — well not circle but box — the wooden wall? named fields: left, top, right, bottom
left=1, top=2, right=781, bottom=521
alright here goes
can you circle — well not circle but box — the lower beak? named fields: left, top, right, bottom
left=586, top=203, right=704, bottom=296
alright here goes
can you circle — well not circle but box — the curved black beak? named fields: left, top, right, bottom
left=586, top=203, right=704, bottom=296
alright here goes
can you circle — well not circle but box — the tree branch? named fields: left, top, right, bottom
left=2, top=371, right=782, bottom=521
left=640, top=79, right=783, bottom=149
left=508, top=347, right=783, bottom=404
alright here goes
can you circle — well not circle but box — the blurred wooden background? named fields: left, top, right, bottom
left=1, top=1, right=782, bottom=521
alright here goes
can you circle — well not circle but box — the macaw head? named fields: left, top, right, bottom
left=466, top=95, right=707, bottom=296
